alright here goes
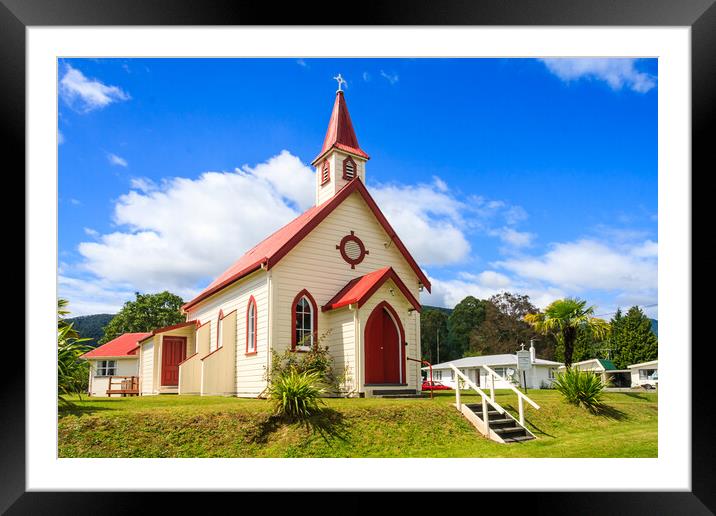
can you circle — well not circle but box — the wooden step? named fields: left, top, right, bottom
left=502, top=435, right=535, bottom=443
left=493, top=426, right=526, bottom=436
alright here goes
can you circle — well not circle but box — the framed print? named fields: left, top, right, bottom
left=4, top=0, right=713, bottom=512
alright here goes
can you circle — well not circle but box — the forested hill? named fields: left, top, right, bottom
left=422, top=305, right=453, bottom=314
left=66, top=314, right=115, bottom=346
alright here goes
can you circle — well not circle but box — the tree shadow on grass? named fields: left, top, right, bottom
left=592, top=404, right=629, bottom=421
left=503, top=404, right=556, bottom=438
left=622, top=392, right=650, bottom=401
left=58, top=401, right=114, bottom=418
left=246, top=408, right=350, bottom=445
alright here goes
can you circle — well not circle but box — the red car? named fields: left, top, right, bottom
left=422, top=380, right=451, bottom=391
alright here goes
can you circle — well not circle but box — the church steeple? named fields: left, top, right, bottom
left=313, top=80, right=369, bottom=206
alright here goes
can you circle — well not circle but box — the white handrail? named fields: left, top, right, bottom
left=481, top=364, right=540, bottom=410
left=449, top=364, right=504, bottom=414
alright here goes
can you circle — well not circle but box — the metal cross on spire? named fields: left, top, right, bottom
left=333, top=73, right=347, bottom=92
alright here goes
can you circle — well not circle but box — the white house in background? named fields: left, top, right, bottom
left=558, top=358, right=631, bottom=387
left=80, top=332, right=150, bottom=397
left=628, top=359, right=658, bottom=387
left=134, top=87, right=430, bottom=398
left=424, top=342, right=563, bottom=390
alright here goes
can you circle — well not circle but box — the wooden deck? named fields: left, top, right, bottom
left=106, top=376, right=139, bottom=397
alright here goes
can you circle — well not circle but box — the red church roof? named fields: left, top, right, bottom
left=312, top=90, right=369, bottom=164
left=322, top=266, right=422, bottom=312
left=81, top=332, right=151, bottom=359
left=182, top=179, right=431, bottom=311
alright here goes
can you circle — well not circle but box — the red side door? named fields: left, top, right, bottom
left=161, top=337, right=187, bottom=386
left=381, top=310, right=400, bottom=384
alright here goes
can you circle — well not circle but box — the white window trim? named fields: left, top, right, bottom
left=95, top=360, right=117, bottom=377
left=248, top=302, right=256, bottom=353
left=295, top=296, right=313, bottom=352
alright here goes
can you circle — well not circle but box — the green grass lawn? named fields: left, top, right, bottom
left=58, top=390, right=657, bottom=458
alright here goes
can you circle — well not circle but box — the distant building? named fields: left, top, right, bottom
left=80, top=332, right=149, bottom=397
left=627, top=359, right=658, bottom=388
left=424, top=342, right=563, bottom=390
left=558, top=358, right=631, bottom=387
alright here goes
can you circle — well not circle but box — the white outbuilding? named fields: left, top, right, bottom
left=627, top=359, right=658, bottom=388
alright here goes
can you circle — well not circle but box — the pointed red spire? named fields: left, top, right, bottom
left=313, top=91, right=369, bottom=164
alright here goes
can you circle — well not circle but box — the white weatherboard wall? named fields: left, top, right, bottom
left=88, top=358, right=139, bottom=397
left=185, top=270, right=269, bottom=397
left=140, top=341, right=154, bottom=394
left=270, top=190, right=423, bottom=395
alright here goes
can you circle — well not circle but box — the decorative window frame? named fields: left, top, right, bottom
left=245, top=296, right=258, bottom=355
left=291, top=289, right=318, bottom=352
left=320, top=160, right=331, bottom=186
left=336, top=230, right=368, bottom=269
left=342, top=155, right=357, bottom=180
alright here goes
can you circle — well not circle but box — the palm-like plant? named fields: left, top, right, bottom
left=58, top=299, right=92, bottom=405
left=524, top=298, right=610, bottom=368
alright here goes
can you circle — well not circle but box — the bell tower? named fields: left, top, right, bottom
left=312, top=75, right=370, bottom=206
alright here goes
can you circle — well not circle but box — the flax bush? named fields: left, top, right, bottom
left=553, top=368, right=606, bottom=412
left=268, top=370, right=326, bottom=421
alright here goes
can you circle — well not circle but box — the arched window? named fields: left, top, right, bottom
left=246, top=296, right=257, bottom=354
left=342, top=156, right=356, bottom=180
left=321, top=160, right=330, bottom=185
left=291, top=289, right=317, bottom=351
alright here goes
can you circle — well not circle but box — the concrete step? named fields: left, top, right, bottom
left=372, top=389, right=416, bottom=396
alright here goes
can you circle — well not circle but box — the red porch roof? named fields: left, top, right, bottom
left=322, top=266, right=422, bottom=313
left=81, top=332, right=151, bottom=359
left=182, top=179, right=431, bottom=311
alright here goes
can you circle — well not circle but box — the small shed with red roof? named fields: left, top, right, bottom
left=81, top=332, right=150, bottom=397
left=137, top=86, right=430, bottom=398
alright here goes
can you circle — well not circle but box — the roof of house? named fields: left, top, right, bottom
left=182, top=178, right=431, bottom=311
left=426, top=354, right=563, bottom=370
left=322, top=266, right=421, bottom=312
left=627, top=359, right=659, bottom=368
left=81, top=332, right=151, bottom=359
left=312, top=90, right=369, bottom=164
left=560, top=358, right=619, bottom=371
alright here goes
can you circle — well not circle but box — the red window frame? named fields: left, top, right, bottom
left=336, top=231, right=368, bottom=269
left=342, top=156, right=357, bottom=180
left=320, top=160, right=331, bottom=186
left=245, top=296, right=258, bottom=355
left=290, top=289, right=318, bottom=352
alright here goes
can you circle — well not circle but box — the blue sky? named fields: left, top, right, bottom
left=58, top=58, right=657, bottom=318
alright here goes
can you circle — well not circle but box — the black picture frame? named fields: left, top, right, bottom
left=4, top=0, right=711, bottom=512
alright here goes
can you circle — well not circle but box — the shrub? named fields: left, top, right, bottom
left=553, top=368, right=606, bottom=412
left=267, top=330, right=339, bottom=392
left=269, top=370, right=325, bottom=421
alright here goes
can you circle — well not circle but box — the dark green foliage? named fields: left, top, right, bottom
left=420, top=308, right=449, bottom=363
left=609, top=307, right=658, bottom=369
left=100, top=291, right=185, bottom=344
left=446, top=296, right=487, bottom=360
left=469, top=293, right=544, bottom=357
left=553, top=368, right=606, bottom=412
left=65, top=314, right=115, bottom=346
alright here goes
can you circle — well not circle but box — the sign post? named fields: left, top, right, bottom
left=516, top=344, right=532, bottom=394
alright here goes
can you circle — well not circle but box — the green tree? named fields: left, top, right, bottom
left=99, top=291, right=185, bottom=344
left=420, top=308, right=449, bottom=363
left=609, top=306, right=658, bottom=369
left=57, top=299, right=92, bottom=404
left=447, top=296, right=487, bottom=360
left=470, top=293, right=544, bottom=356
left=525, top=298, right=610, bottom=367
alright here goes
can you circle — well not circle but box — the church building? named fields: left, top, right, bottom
left=136, top=85, right=431, bottom=398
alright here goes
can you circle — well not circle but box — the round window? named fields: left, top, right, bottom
left=336, top=232, right=368, bottom=268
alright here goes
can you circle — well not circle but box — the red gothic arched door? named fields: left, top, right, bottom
left=364, top=302, right=405, bottom=385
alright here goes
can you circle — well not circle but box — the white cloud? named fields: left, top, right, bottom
left=491, top=227, right=535, bottom=248
left=58, top=130, right=64, bottom=145
left=362, top=72, right=371, bottom=82
left=59, top=64, right=131, bottom=112
left=380, top=70, right=399, bottom=85
left=494, top=239, right=657, bottom=294
left=59, top=275, right=134, bottom=316
left=371, top=181, right=471, bottom=266
left=541, top=58, right=656, bottom=93
left=129, top=177, right=158, bottom=193
left=72, top=151, right=313, bottom=304
left=108, top=153, right=128, bottom=167
left=296, top=59, right=308, bottom=68
left=83, top=227, right=99, bottom=238
left=69, top=198, right=81, bottom=206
